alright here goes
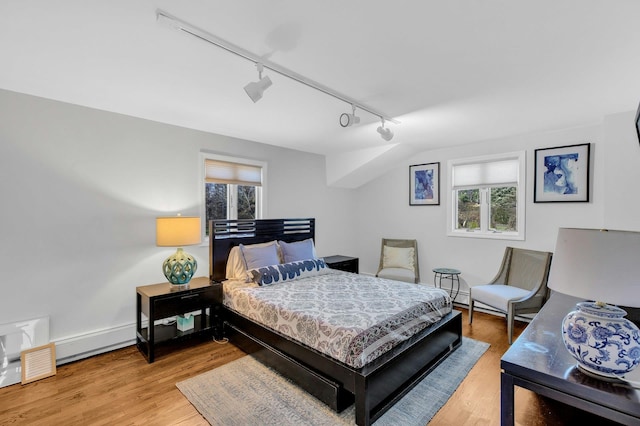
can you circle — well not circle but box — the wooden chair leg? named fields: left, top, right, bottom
left=507, top=305, right=514, bottom=345
left=469, top=298, right=474, bottom=324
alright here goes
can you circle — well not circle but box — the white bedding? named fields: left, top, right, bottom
left=223, top=269, right=452, bottom=368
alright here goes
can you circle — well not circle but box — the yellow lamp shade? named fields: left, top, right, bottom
left=156, top=216, right=201, bottom=247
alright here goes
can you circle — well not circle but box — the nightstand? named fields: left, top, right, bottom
left=323, top=255, right=359, bottom=274
left=135, top=276, right=222, bottom=363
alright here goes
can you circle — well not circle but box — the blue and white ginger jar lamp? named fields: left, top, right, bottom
left=548, top=228, right=640, bottom=380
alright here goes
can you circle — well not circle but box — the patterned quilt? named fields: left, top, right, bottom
left=223, top=269, right=452, bottom=368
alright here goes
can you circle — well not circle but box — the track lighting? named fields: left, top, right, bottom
left=339, top=105, right=360, bottom=127
left=377, top=118, right=394, bottom=141
left=156, top=9, right=400, bottom=132
left=244, top=63, right=272, bottom=103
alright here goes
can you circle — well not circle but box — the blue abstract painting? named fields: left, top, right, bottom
left=542, top=153, right=580, bottom=195
left=415, top=169, right=434, bottom=200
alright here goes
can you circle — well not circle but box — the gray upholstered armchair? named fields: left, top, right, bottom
left=376, top=239, right=420, bottom=283
left=469, top=247, right=553, bottom=344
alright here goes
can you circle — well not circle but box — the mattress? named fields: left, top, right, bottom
left=223, top=269, right=452, bottom=368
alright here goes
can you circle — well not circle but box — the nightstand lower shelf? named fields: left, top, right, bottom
left=135, top=277, right=222, bottom=363
left=136, top=317, right=213, bottom=360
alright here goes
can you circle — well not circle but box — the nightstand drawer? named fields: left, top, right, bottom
left=153, top=288, right=214, bottom=319
left=330, top=260, right=355, bottom=271
left=323, top=255, right=359, bottom=274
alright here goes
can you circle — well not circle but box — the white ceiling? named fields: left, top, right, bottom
left=2, top=1, right=640, bottom=185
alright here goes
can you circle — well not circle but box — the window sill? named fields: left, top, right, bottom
left=447, top=230, right=525, bottom=241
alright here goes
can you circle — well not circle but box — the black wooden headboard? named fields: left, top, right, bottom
left=209, top=218, right=315, bottom=282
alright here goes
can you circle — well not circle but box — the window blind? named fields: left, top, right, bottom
left=452, top=158, right=519, bottom=189
left=205, top=159, right=262, bottom=186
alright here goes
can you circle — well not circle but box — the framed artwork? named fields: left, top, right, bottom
left=410, top=162, right=440, bottom=205
left=534, top=143, right=590, bottom=203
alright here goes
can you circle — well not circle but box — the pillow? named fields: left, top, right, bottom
left=279, top=238, right=317, bottom=263
left=225, top=246, right=247, bottom=280
left=383, top=246, right=415, bottom=271
left=248, top=258, right=329, bottom=286
left=240, top=242, right=281, bottom=270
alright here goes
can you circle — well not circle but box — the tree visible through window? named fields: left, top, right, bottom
left=237, top=185, right=256, bottom=219
left=490, top=186, right=517, bottom=231
left=205, top=183, right=227, bottom=222
left=457, top=189, right=480, bottom=230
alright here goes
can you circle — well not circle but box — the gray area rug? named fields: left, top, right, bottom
left=176, top=337, right=489, bottom=425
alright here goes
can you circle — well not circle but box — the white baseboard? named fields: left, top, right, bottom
left=54, top=323, right=136, bottom=365
left=53, top=312, right=203, bottom=365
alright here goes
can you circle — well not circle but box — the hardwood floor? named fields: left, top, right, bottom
left=0, top=308, right=612, bottom=425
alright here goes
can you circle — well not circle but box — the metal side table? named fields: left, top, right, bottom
left=432, top=267, right=461, bottom=301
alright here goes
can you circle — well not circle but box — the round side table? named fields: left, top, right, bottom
left=432, top=268, right=461, bottom=301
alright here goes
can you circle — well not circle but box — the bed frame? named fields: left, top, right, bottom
left=209, top=218, right=462, bottom=426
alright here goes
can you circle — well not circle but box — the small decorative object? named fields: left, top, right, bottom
left=21, top=342, right=56, bottom=384
left=534, top=143, right=590, bottom=203
left=547, top=228, right=640, bottom=380
left=177, top=314, right=194, bottom=331
left=156, top=214, right=201, bottom=287
left=409, top=162, right=440, bottom=205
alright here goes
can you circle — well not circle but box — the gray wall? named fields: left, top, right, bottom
left=0, top=89, right=357, bottom=360
left=355, top=110, right=639, bottom=302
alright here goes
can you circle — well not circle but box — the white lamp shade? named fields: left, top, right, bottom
left=156, top=216, right=201, bottom=247
left=547, top=228, right=640, bottom=308
left=244, top=75, right=272, bottom=103
left=377, top=126, right=393, bottom=141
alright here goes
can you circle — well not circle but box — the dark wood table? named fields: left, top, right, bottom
left=136, top=277, right=221, bottom=362
left=501, top=292, right=640, bottom=425
left=323, top=255, right=359, bottom=274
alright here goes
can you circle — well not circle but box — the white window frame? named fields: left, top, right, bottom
left=199, top=152, right=267, bottom=241
left=447, top=151, right=526, bottom=240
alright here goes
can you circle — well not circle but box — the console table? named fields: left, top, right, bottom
left=501, top=292, right=640, bottom=425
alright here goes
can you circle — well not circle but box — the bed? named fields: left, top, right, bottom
left=209, top=218, right=462, bottom=426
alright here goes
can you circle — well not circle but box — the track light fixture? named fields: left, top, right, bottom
left=377, top=118, right=394, bottom=141
left=339, top=104, right=360, bottom=127
left=244, top=63, right=272, bottom=103
left=156, top=9, right=400, bottom=135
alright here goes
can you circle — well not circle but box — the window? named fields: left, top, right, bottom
left=448, top=152, right=525, bottom=240
left=200, top=153, right=266, bottom=237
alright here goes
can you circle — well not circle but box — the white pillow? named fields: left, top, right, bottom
left=225, top=246, right=247, bottom=280
left=383, top=246, right=415, bottom=271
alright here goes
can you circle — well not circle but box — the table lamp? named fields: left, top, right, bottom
left=547, top=228, right=640, bottom=380
left=156, top=215, right=201, bottom=287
